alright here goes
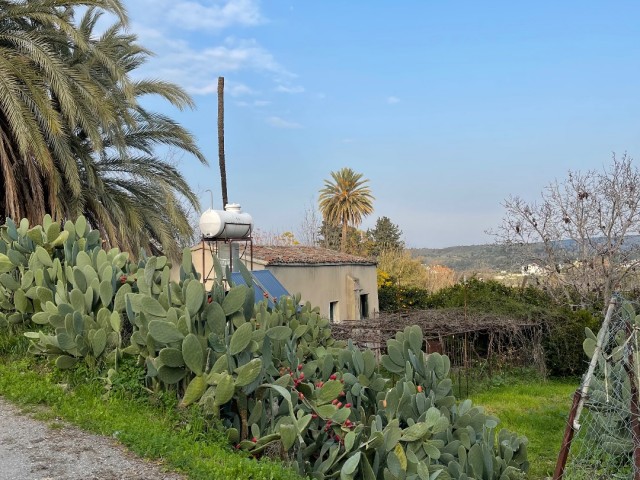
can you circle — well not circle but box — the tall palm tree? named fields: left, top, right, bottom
left=0, top=2, right=207, bottom=259
left=217, top=76, right=228, bottom=208
left=318, top=167, right=374, bottom=253
left=62, top=8, right=207, bottom=259
left=0, top=0, right=127, bottom=222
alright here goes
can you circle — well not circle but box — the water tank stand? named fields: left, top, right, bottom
left=200, top=230, right=254, bottom=287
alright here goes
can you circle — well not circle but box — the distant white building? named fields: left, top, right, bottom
left=521, top=264, right=548, bottom=276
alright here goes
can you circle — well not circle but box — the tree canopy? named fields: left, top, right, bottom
left=0, top=1, right=206, bottom=259
left=367, top=216, right=404, bottom=256
left=318, top=167, right=374, bottom=253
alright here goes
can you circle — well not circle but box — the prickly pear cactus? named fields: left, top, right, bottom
left=226, top=325, right=528, bottom=479
left=0, top=216, right=529, bottom=479
left=0, top=215, right=134, bottom=366
left=571, top=300, right=640, bottom=472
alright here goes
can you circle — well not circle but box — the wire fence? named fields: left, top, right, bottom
left=557, top=296, right=640, bottom=479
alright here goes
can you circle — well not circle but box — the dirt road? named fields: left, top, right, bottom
left=0, top=398, right=185, bottom=480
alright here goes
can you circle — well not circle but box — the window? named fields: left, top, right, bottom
left=360, top=294, right=369, bottom=319
left=329, top=301, right=338, bottom=322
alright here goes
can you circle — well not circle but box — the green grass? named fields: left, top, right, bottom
left=471, top=377, right=579, bottom=479
left=0, top=350, right=301, bottom=480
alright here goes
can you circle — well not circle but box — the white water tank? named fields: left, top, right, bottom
left=199, top=203, right=252, bottom=239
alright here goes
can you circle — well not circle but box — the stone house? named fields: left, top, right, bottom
left=189, top=243, right=378, bottom=322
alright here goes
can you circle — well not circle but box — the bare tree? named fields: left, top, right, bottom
left=424, top=265, right=457, bottom=293
left=253, top=228, right=299, bottom=246
left=297, top=199, right=321, bottom=246
left=492, top=153, right=640, bottom=307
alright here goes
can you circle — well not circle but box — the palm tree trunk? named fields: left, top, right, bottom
left=217, top=77, right=228, bottom=209
left=341, top=220, right=348, bottom=253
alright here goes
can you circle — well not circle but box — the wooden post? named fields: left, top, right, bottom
left=624, top=318, right=640, bottom=479
left=552, top=389, right=582, bottom=480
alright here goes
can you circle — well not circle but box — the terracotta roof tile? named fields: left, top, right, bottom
left=251, top=246, right=376, bottom=266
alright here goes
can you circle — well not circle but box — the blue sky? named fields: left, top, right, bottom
left=120, top=0, right=640, bottom=248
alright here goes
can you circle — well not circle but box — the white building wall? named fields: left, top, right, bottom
left=265, top=264, right=379, bottom=322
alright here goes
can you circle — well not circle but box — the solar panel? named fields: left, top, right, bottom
left=229, top=270, right=290, bottom=309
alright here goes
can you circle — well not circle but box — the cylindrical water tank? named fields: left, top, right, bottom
left=199, top=203, right=253, bottom=239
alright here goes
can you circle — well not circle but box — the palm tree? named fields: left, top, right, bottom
left=0, top=2, right=207, bottom=259
left=62, top=8, right=207, bottom=259
left=217, top=76, right=228, bottom=208
left=318, top=168, right=374, bottom=253
left=0, top=0, right=127, bottom=222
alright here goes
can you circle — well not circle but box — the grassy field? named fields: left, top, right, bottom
left=471, top=377, right=579, bottom=480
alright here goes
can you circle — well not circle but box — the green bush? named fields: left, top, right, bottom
left=425, top=279, right=551, bottom=317
left=543, top=309, right=600, bottom=377
left=379, top=283, right=431, bottom=311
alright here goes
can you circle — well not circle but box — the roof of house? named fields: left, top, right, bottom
left=250, top=246, right=376, bottom=266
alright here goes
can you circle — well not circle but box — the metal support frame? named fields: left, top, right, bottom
left=199, top=224, right=253, bottom=287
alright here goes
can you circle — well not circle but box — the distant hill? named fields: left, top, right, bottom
left=409, top=244, right=536, bottom=272
left=409, top=244, right=520, bottom=272
left=410, top=235, right=640, bottom=273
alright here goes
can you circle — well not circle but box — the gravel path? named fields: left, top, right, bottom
left=0, top=398, right=186, bottom=480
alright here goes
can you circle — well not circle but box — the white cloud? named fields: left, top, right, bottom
left=130, top=35, right=292, bottom=96
left=157, top=0, right=265, bottom=31
left=189, top=81, right=254, bottom=96
left=195, top=38, right=289, bottom=74
left=188, top=84, right=219, bottom=95
left=126, top=2, right=301, bottom=99
left=276, top=84, right=305, bottom=94
left=236, top=99, right=271, bottom=107
left=266, top=116, right=302, bottom=129
left=228, top=82, right=257, bottom=96
left=387, top=96, right=400, bottom=104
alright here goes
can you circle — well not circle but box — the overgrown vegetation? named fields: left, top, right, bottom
left=0, top=215, right=530, bottom=479
left=565, top=300, right=640, bottom=477
left=379, top=279, right=600, bottom=377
